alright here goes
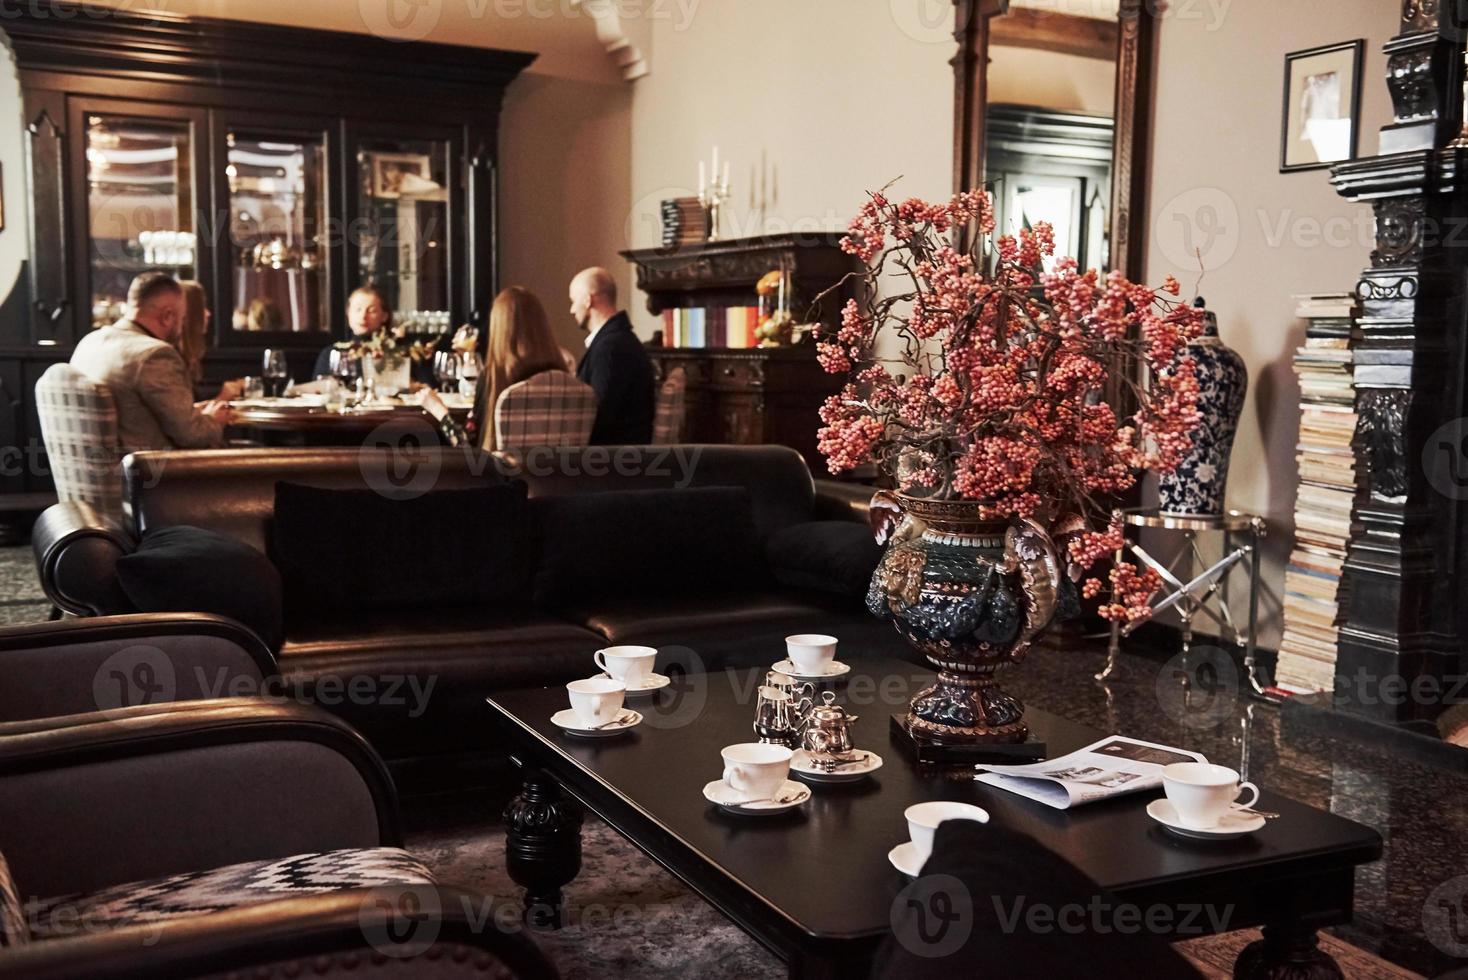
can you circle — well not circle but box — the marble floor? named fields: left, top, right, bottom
left=2, top=545, right=1462, bottom=975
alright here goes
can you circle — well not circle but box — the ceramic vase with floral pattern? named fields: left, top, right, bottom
left=1157, top=307, right=1247, bottom=515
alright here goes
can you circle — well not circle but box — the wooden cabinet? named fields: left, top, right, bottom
left=0, top=5, right=532, bottom=515
left=650, top=348, right=842, bottom=473
left=623, top=234, right=862, bottom=472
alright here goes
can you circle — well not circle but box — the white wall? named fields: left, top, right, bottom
left=1143, top=0, right=1398, bottom=646
left=626, top=0, right=955, bottom=336
left=0, top=33, right=27, bottom=310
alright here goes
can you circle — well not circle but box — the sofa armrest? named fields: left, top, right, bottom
left=812, top=479, right=876, bottom=523
left=0, top=699, right=401, bottom=900
left=0, top=885, right=558, bottom=980
left=32, top=501, right=137, bottom=617
left=0, top=613, right=277, bottom=723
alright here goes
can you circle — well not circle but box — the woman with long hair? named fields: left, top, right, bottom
left=176, top=280, right=242, bottom=401
left=419, top=286, right=572, bottom=450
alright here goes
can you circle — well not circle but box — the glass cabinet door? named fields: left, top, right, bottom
left=354, top=138, right=452, bottom=337
left=84, top=114, right=197, bottom=329
left=225, top=130, right=330, bottom=333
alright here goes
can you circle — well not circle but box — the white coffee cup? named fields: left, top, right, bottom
left=1161, top=762, right=1260, bottom=830
left=905, top=801, right=989, bottom=864
left=786, top=634, right=838, bottom=674
left=721, top=742, right=793, bottom=800
left=595, top=645, right=656, bottom=686
left=566, top=677, right=626, bottom=727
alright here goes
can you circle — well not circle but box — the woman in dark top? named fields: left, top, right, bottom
left=417, top=286, right=570, bottom=450
left=312, top=285, right=392, bottom=381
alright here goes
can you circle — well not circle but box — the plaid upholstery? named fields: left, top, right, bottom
left=652, top=367, right=687, bottom=445
left=28, top=847, right=435, bottom=939
left=35, top=364, right=124, bottom=520
left=0, top=849, right=26, bottom=946
left=494, top=371, right=597, bottom=451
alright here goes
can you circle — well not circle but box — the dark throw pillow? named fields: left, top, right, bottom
left=116, top=525, right=284, bottom=653
left=271, top=481, right=529, bottom=615
left=531, top=486, right=764, bottom=606
left=764, top=520, right=882, bottom=599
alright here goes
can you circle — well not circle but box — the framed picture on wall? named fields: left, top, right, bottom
left=1280, top=40, right=1364, bottom=173
left=366, top=152, right=432, bottom=199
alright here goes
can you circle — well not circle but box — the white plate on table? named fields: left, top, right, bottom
left=771, top=659, right=851, bottom=682
left=702, top=778, right=810, bottom=816
left=232, top=396, right=325, bottom=410
left=550, top=708, right=642, bottom=738
left=790, top=749, right=882, bottom=783
left=1146, top=798, right=1265, bottom=840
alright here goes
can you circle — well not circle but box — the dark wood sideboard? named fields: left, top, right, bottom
left=622, top=234, right=861, bottom=473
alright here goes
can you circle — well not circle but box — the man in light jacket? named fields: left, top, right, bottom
left=71, top=272, right=232, bottom=451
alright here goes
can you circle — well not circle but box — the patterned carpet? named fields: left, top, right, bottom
left=409, top=801, right=1423, bottom=980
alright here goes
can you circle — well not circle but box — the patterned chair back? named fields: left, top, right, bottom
left=493, top=371, right=598, bottom=451
left=35, top=364, right=124, bottom=520
left=652, top=367, right=687, bottom=445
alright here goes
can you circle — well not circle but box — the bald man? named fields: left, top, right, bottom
left=569, top=267, right=654, bottom=445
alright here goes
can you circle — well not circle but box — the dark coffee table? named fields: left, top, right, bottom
left=486, top=656, right=1381, bottom=979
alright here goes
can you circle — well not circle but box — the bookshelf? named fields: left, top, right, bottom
left=621, top=234, right=862, bottom=471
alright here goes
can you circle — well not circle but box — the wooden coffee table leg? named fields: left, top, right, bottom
left=504, top=764, right=583, bottom=930
left=1233, top=922, right=1343, bottom=980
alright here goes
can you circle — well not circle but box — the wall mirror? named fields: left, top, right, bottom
left=953, top=0, right=1151, bottom=277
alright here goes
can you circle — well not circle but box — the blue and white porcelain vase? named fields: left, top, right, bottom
left=1157, top=303, right=1247, bottom=515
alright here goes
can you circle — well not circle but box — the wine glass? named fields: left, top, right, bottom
left=434, top=350, right=460, bottom=393
left=262, top=348, right=289, bottom=397
left=330, top=349, right=361, bottom=401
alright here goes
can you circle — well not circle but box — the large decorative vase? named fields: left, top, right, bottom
left=866, top=494, right=1062, bottom=744
left=363, top=355, right=411, bottom=396
left=1157, top=307, right=1247, bottom=515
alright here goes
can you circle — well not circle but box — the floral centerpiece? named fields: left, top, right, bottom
left=334, top=327, right=437, bottom=395
left=815, top=186, right=1203, bottom=744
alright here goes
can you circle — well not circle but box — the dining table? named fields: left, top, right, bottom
left=225, top=393, right=473, bottom=446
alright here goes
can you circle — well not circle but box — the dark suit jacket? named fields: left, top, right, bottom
left=576, top=312, right=654, bottom=445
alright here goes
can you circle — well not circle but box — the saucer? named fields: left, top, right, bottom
left=1146, top=798, right=1266, bottom=840
left=791, top=749, right=883, bottom=783
left=702, top=778, right=811, bottom=816
left=888, top=841, right=928, bottom=878
left=551, top=708, right=642, bottom=738
left=603, top=673, right=671, bottom=696
left=771, top=659, right=851, bottom=682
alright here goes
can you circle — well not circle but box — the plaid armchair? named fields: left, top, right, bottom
left=493, top=371, right=597, bottom=451
left=34, top=364, right=124, bottom=521
left=652, top=367, right=687, bottom=445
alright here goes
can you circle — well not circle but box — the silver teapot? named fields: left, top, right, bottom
left=801, top=691, right=858, bottom=757
left=753, top=673, right=813, bottom=747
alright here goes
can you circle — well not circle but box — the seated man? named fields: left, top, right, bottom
left=71, top=272, right=232, bottom=452
left=569, top=266, right=654, bottom=445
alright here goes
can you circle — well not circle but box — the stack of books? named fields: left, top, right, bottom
left=661, top=197, right=707, bottom=248
left=1274, top=293, right=1360, bottom=695
left=662, top=306, right=762, bottom=348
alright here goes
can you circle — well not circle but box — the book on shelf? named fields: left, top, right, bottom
left=659, top=306, right=763, bottom=349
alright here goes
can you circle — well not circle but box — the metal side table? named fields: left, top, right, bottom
left=1096, top=507, right=1268, bottom=695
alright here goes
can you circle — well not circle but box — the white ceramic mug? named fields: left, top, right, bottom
left=905, top=802, right=989, bottom=864
left=1161, top=762, right=1260, bottom=830
left=595, top=645, right=657, bottom=686
left=720, top=743, right=793, bottom=799
left=566, top=677, right=626, bottom=727
left=785, top=634, right=838, bottom=674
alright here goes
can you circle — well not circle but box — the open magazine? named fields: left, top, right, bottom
left=974, top=736, right=1206, bottom=810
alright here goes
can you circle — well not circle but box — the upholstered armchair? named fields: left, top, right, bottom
left=0, top=699, right=557, bottom=978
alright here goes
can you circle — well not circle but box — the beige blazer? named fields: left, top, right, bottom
left=70, top=319, right=225, bottom=452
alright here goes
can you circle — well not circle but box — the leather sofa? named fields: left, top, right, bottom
left=32, top=445, right=886, bottom=758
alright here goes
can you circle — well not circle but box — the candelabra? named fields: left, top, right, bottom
left=698, top=146, right=730, bottom=241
